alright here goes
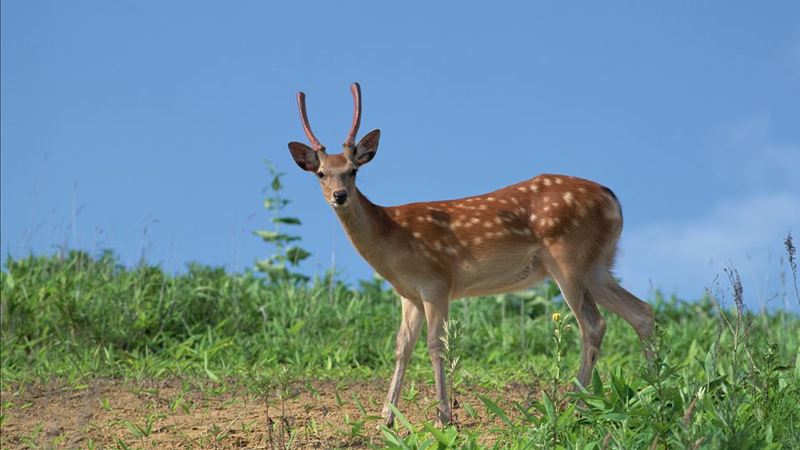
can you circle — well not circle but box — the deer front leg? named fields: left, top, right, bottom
left=382, top=297, right=425, bottom=427
left=423, top=298, right=452, bottom=426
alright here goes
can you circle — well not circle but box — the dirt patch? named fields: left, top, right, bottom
left=1, top=378, right=538, bottom=449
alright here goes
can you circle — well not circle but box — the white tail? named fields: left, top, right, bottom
left=287, top=83, right=654, bottom=426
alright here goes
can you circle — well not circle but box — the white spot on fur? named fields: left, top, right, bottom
left=529, top=213, right=537, bottom=222
left=485, top=232, right=494, bottom=238
left=511, top=197, right=519, bottom=205
left=479, top=204, right=488, bottom=211
left=499, top=199, right=508, bottom=204
left=543, top=206, right=551, bottom=212
left=473, top=237, right=483, bottom=244
left=563, top=192, right=574, bottom=205
left=470, top=217, right=480, bottom=224
left=542, top=178, right=552, bottom=186
left=483, top=222, right=494, bottom=228
left=530, top=183, right=539, bottom=192
left=412, top=232, right=423, bottom=239
left=517, top=186, right=529, bottom=193
left=487, top=197, right=495, bottom=202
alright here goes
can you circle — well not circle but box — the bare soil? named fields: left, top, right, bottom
left=1, top=378, right=538, bottom=449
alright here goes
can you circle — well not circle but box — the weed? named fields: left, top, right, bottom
left=441, top=318, right=464, bottom=425
left=254, top=159, right=311, bottom=284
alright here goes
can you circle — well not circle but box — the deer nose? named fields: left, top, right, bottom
left=333, top=190, right=348, bottom=205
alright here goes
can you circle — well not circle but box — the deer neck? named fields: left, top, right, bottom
left=333, top=188, right=393, bottom=262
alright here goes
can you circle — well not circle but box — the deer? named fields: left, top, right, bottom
left=287, top=83, right=655, bottom=427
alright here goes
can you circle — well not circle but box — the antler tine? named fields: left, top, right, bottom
left=343, top=82, right=362, bottom=149
left=297, top=91, right=326, bottom=152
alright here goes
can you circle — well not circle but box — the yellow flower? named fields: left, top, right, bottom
left=552, top=313, right=561, bottom=322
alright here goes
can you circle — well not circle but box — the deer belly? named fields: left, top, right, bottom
left=452, top=251, right=547, bottom=299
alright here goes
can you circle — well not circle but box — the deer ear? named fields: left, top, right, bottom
left=288, top=142, right=320, bottom=172
left=353, top=129, right=380, bottom=167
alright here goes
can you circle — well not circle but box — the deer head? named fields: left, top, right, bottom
left=288, top=83, right=381, bottom=209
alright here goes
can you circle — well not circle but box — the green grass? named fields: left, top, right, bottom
left=2, top=249, right=800, bottom=448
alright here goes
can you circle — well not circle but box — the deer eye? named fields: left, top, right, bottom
left=317, top=172, right=325, bottom=179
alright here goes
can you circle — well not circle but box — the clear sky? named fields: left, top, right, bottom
left=2, top=1, right=799, bottom=310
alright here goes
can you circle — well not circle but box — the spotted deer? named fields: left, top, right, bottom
left=287, top=83, right=655, bottom=426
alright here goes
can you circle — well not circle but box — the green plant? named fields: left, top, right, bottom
left=249, top=371, right=277, bottom=449
left=254, top=159, right=311, bottom=283
left=532, top=312, right=577, bottom=448
left=441, top=318, right=464, bottom=425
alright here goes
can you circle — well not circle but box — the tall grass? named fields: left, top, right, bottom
left=2, top=248, right=799, bottom=448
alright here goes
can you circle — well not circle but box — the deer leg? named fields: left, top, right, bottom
left=552, top=272, right=606, bottom=388
left=423, top=298, right=452, bottom=426
left=382, top=297, right=425, bottom=427
left=589, top=273, right=655, bottom=358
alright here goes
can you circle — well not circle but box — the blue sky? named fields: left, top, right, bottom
left=2, top=2, right=799, bottom=310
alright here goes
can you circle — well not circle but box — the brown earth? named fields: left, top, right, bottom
left=1, top=378, right=538, bottom=449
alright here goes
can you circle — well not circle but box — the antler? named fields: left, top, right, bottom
left=343, top=82, right=362, bottom=149
left=297, top=91, right=326, bottom=152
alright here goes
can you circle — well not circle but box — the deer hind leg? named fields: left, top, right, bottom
left=588, top=271, right=655, bottom=358
left=550, top=268, right=606, bottom=388
left=382, top=297, right=425, bottom=427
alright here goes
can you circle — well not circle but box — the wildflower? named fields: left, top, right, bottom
left=552, top=313, right=561, bottom=322
left=563, top=324, right=572, bottom=331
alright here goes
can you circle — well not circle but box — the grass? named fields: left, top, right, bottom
left=2, top=248, right=800, bottom=448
